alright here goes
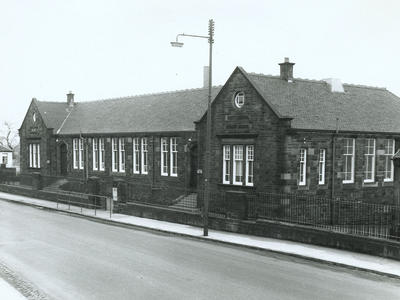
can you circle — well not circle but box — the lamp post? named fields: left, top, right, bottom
left=171, top=19, right=214, bottom=236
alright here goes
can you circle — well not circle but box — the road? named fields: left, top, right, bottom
left=0, top=200, right=399, bottom=300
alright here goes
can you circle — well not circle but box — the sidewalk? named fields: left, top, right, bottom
left=0, top=279, right=26, bottom=300
left=1, top=191, right=400, bottom=279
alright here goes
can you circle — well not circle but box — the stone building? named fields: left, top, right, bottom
left=19, top=59, right=400, bottom=204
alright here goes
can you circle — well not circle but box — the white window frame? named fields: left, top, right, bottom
left=222, top=145, right=231, bottom=184
left=245, top=145, right=254, bottom=187
left=170, top=137, right=178, bottom=177
left=93, top=138, right=99, bottom=171
left=161, top=137, right=168, bottom=176
left=343, top=138, right=355, bottom=184
left=234, top=91, right=245, bottom=108
left=29, top=144, right=33, bottom=168
left=133, top=138, right=140, bottom=174
left=119, top=138, right=125, bottom=173
left=112, top=138, right=118, bottom=172
left=79, top=139, right=84, bottom=170
left=73, top=138, right=78, bottom=169
left=232, top=145, right=244, bottom=185
left=318, top=149, right=326, bottom=185
left=29, top=143, right=40, bottom=169
left=99, top=138, right=105, bottom=171
left=364, top=138, right=375, bottom=183
left=141, top=137, right=148, bottom=174
left=298, top=148, right=307, bottom=186
left=384, top=139, right=395, bottom=182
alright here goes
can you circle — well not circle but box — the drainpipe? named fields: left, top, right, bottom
left=331, top=118, right=339, bottom=224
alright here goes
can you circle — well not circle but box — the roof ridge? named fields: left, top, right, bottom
left=81, top=85, right=223, bottom=103
left=248, top=72, right=387, bottom=90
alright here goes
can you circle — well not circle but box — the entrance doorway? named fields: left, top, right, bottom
left=189, top=145, right=198, bottom=189
left=60, top=143, right=68, bottom=176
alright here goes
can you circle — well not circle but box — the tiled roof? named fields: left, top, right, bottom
left=0, top=145, right=12, bottom=152
left=246, top=72, right=400, bottom=133
left=57, top=87, right=222, bottom=135
left=35, top=100, right=71, bottom=132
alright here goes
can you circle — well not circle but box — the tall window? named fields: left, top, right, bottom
left=133, top=138, right=140, bottom=174
left=222, top=145, right=231, bottom=184
left=73, top=138, right=83, bottom=170
left=99, top=138, right=105, bottom=171
left=93, top=138, right=99, bottom=171
left=112, top=138, right=118, bottom=172
left=233, top=145, right=244, bottom=185
left=343, top=138, right=355, bottom=183
left=384, top=139, right=395, bottom=182
left=223, top=144, right=253, bottom=186
left=79, top=139, right=84, bottom=170
left=298, top=149, right=307, bottom=186
left=364, top=138, right=375, bottom=183
left=29, top=143, right=40, bottom=168
left=92, top=138, right=105, bottom=171
left=170, top=138, right=178, bottom=177
left=318, top=149, right=326, bottom=185
left=119, top=138, right=125, bottom=172
left=161, top=138, right=168, bottom=176
left=141, top=138, right=148, bottom=174
left=246, top=145, right=254, bottom=186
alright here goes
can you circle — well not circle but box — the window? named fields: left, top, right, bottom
left=222, top=145, right=231, bottom=184
left=93, top=138, right=99, bottom=171
left=32, top=113, right=36, bottom=123
left=79, top=139, right=84, bottom=170
left=133, top=138, right=140, bottom=174
left=299, top=149, right=307, bottom=186
left=234, top=91, right=245, bottom=108
left=112, top=138, right=118, bottom=172
left=223, top=144, right=254, bottom=186
left=364, top=138, right=375, bottom=183
left=141, top=138, right=148, bottom=174
left=28, top=143, right=40, bottom=168
left=99, top=138, right=105, bottom=171
left=161, top=137, right=168, bottom=176
left=73, top=138, right=83, bottom=170
left=384, top=139, right=395, bottom=182
left=318, top=149, right=326, bottom=185
left=2, top=156, right=7, bottom=165
left=343, top=138, right=355, bottom=183
left=170, top=138, right=178, bottom=177
left=245, top=145, right=254, bottom=186
left=119, top=138, right=125, bottom=172
left=233, top=145, right=244, bottom=185
left=92, top=138, right=105, bottom=171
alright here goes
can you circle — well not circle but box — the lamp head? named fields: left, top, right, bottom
left=170, top=41, right=184, bottom=47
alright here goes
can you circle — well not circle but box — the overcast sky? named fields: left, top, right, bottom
left=1, top=0, right=399, bottom=130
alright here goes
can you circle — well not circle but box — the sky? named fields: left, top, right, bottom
left=0, top=0, right=399, bottom=131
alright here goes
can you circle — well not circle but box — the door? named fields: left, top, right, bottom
left=189, top=145, right=198, bottom=189
left=60, top=143, right=67, bottom=175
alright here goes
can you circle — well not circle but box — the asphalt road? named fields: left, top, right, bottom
left=0, top=200, right=399, bottom=300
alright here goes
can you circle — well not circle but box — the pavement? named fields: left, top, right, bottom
left=1, top=191, right=400, bottom=280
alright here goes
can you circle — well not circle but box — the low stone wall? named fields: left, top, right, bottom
left=0, top=184, right=106, bottom=209
left=121, top=202, right=400, bottom=261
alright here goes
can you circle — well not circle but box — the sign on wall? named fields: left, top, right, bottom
left=112, top=187, right=118, bottom=201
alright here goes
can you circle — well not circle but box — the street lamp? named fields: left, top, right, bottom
left=171, top=19, right=214, bottom=236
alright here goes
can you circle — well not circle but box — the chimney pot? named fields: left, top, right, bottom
left=279, top=57, right=295, bottom=82
left=67, top=91, right=74, bottom=107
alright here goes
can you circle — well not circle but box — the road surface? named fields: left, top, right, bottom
left=0, top=200, right=399, bottom=300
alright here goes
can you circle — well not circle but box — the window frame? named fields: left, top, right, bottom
left=364, top=138, right=375, bottom=183
left=222, top=145, right=231, bottom=184
left=112, top=138, right=118, bottom=172
left=384, top=139, right=395, bottom=182
left=234, top=91, right=245, bottom=108
left=141, top=137, right=148, bottom=175
left=232, top=145, right=244, bottom=185
left=245, top=145, right=254, bottom=187
left=170, top=137, right=178, bottom=177
left=28, top=143, right=40, bottom=169
left=133, top=137, right=140, bottom=174
left=99, top=138, right=105, bottom=171
left=161, top=137, right=168, bottom=176
left=343, top=138, right=355, bottom=184
left=298, top=148, right=307, bottom=186
left=92, top=138, right=99, bottom=171
left=318, top=149, right=326, bottom=185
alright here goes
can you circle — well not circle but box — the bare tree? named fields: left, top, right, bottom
left=0, top=121, right=18, bottom=150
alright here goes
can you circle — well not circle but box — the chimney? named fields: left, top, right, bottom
left=279, top=57, right=295, bottom=82
left=203, top=66, right=209, bottom=88
left=67, top=91, right=74, bottom=107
